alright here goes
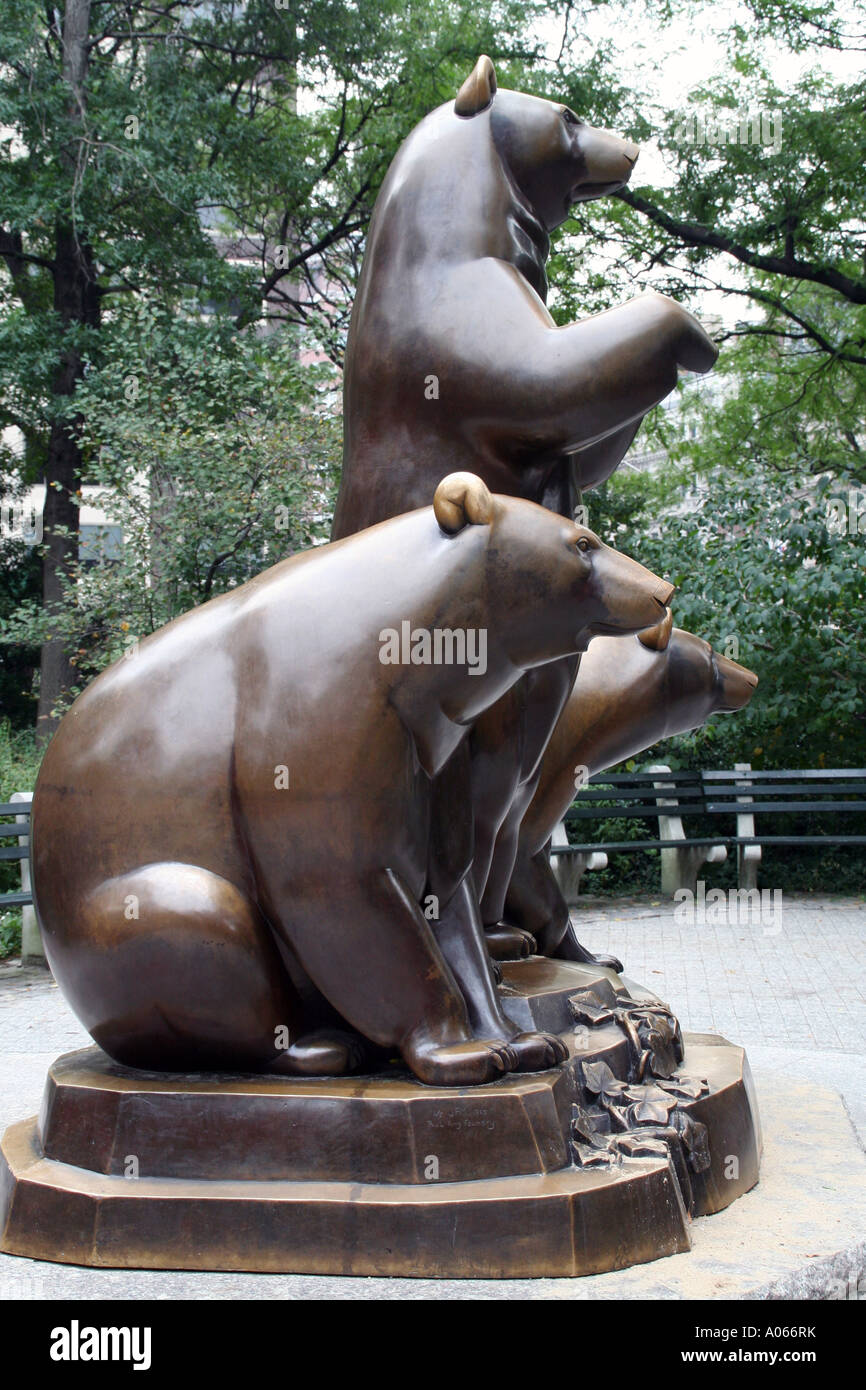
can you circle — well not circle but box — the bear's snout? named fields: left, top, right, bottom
left=715, top=654, right=759, bottom=711
left=653, top=578, right=676, bottom=608
left=590, top=547, right=675, bottom=636
left=572, top=126, right=640, bottom=202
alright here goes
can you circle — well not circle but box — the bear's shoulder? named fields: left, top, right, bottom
left=371, top=105, right=549, bottom=301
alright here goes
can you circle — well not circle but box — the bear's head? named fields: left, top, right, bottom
left=455, top=55, right=639, bottom=230
left=433, top=472, right=674, bottom=668
left=637, top=623, right=759, bottom=726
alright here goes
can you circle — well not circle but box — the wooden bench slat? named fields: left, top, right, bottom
left=566, top=804, right=700, bottom=820
left=556, top=828, right=866, bottom=850
left=568, top=790, right=706, bottom=805
left=555, top=834, right=866, bottom=854
left=0, top=846, right=29, bottom=861
left=0, top=892, right=32, bottom=908
left=702, top=782, right=866, bottom=798
left=701, top=769, right=866, bottom=780
left=727, top=835, right=866, bottom=846
left=705, top=799, right=866, bottom=815
left=587, top=772, right=701, bottom=785
left=553, top=838, right=724, bottom=854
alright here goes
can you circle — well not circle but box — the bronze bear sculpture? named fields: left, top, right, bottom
left=331, top=56, right=718, bottom=963
left=31, top=474, right=673, bottom=1087
left=333, top=55, right=717, bottom=533
left=502, top=624, right=758, bottom=959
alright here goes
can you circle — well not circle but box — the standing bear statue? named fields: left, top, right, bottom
left=331, top=56, right=718, bottom=964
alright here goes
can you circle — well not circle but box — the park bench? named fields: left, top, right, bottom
left=0, top=794, right=42, bottom=962
left=551, top=765, right=866, bottom=898
left=4, top=769, right=865, bottom=948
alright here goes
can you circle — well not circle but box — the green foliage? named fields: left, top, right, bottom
left=1, top=308, right=341, bottom=702
left=0, top=718, right=40, bottom=794
left=0, top=538, right=40, bottom=726
left=0, top=717, right=40, bottom=918
left=0, top=913, right=21, bottom=961
left=582, top=289, right=866, bottom=773
left=0, top=0, right=545, bottom=724
left=545, top=0, right=866, bottom=362
left=567, top=808, right=661, bottom=895
left=0, top=0, right=544, bottom=432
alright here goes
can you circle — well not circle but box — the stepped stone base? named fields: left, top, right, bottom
left=0, top=959, right=761, bottom=1277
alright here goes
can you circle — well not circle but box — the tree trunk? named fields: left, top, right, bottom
left=36, top=0, right=95, bottom=743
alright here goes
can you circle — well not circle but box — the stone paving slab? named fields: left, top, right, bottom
left=574, top=893, right=866, bottom=1149
left=1, top=893, right=863, bottom=1299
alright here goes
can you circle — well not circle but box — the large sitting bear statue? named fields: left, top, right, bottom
left=331, top=56, right=718, bottom=963
left=32, top=474, right=674, bottom=1088
left=502, top=623, right=758, bottom=959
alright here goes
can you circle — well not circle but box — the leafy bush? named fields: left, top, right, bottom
left=0, top=719, right=40, bottom=796
left=0, top=912, right=22, bottom=960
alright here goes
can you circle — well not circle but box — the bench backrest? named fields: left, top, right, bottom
left=0, top=799, right=32, bottom=865
left=565, top=770, right=705, bottom=823
left=700, top=769, right=866, bottom=817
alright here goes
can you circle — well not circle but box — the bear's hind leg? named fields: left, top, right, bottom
left=278, top=867, right=519, bottom=1086
left=433, top=877, right=568, bottom=1072
left=65, top=863, right=315, bottom=1073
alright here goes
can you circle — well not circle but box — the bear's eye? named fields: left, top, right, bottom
left=562, top=109, right=579, bottom=127
left=576, top=537, right=591, bottom=553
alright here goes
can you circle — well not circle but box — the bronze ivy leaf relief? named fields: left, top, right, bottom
left=622, top=1083, right=674, bottom=1106
left=614, top=1134, right=671, bottom=1162
left=568, top=999, right=616, bottom=1027
left=627, top=1098, right=676, bottom=1126
left=581, top=1059, right=628, bottom=1101
left=656, top=1075, right=709, bottom=1100
left=572, top=1104, right=611, bottom=1146
left=669, top=1107, right=712, bottom=1172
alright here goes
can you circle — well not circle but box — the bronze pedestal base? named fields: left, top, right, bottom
left=0, top=961, right=761, bottom=1277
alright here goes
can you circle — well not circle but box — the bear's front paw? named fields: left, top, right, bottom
left=484, top=921, right=538, bottom=961
left=404, top=1037, right=519, bottom=1086
left=269, top=1029, right=369, bottom=1077
left=508, top=1030, right=569, bottom=1073
left=672, top=307, right=719, bottom=374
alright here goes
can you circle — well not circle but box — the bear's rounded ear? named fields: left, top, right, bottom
left=455, top=55, right=497, bottom=118
left=434, top=472, right=495, bottom=534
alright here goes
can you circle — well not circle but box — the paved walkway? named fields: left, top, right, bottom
left=0, top=892, right=863, bottom=1299
left=575, top=892, right=866, bottom=1147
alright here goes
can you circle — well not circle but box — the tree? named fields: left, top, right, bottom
left=0, top=0, right=542, bottom=735
left=582, top=294, right=866, bottom=769
left=543, top=0, right=866, bottom=366
left=536, top=0, right=866, bottom=767
left=2, top=305, right=341, bottom=692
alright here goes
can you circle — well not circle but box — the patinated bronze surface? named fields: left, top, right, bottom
left=30, top=473, right=672, bottom=1087
left=502, top=626, right=758, bottom=958
left=331, top=56, right=718, bottom=963
left=0, top=961, right=761, bottom=1276
left=1, top=58, right=763, bottom=1281
left=333, top=55, right=717, bottom=533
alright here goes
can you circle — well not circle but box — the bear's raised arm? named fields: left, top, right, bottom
left=424, top=261, right=717, bottom=462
